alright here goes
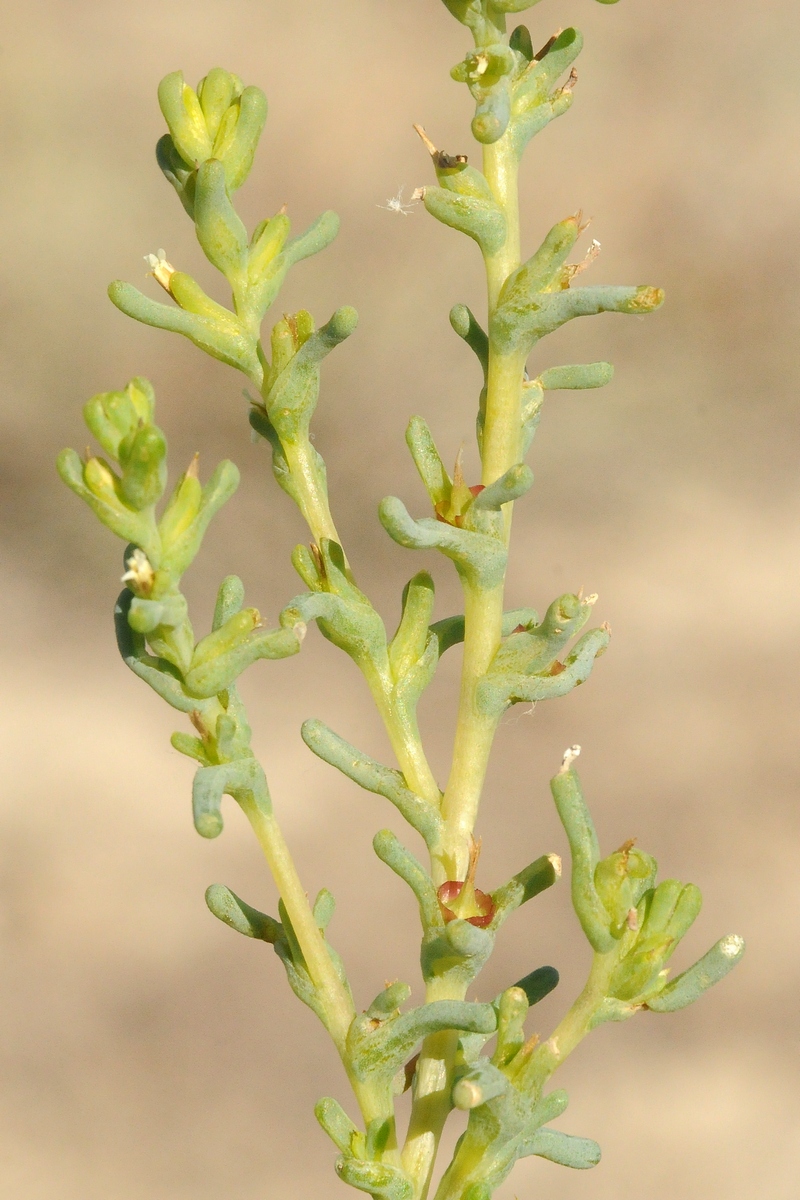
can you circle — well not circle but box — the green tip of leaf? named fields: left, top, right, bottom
left=329, top=305, right=359, bottom=339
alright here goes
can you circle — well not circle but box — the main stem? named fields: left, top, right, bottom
left=404, top=132, right=524, bottom=1200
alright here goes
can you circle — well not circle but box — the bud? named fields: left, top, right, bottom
left=451, top=45, right=517, bottom=145
left=492, top=985, right=529, bottom=1067
left=405, top=416, right=451, bottom=508
left=196, top=68, right=243, bottom=141
left=594, top=840, right=657, bottom=938
left=118, top=424, right=168, bottom=510
left=189, top=608, right=261, bottom=671
left=435, top=448, right=479, bottom=527
left=248, top=210, right=291, bottom=283
left=214, top=85, right=268, bottom=191
left=389, top=572, right=436, bottom=682
left=158, top=458, right=203, bottom=551
left=83, top=377, right=154, bottom=461
left=84, top=455, right=121, bottom=505
left=270, top=310, right=315, bottom=380
left=367, top=981, right=413, bottom=1020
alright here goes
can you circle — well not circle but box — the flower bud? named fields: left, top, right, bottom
left=159, top=458, right=203, bottom=551
left=84, top=455, right=121, bottom=504
left=593, top=840, right=657, bottom=938
left=248, top=210, right=291, bottom=283
left=196, top=68, right=243, bottom=141
left=118, top=424, right=167, bottom=510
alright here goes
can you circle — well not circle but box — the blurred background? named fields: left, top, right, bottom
left=1, top=1, right=798, bottom=1197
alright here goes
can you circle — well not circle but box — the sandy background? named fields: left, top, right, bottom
left=1, top=1, right=798, bottom=1197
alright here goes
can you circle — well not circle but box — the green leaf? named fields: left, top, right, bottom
left=550, top=753, right=616, bottom=953
left=513, top=965, right=559, bottom=1007
left=453, top=1060, right=510, bottom=1109
left=422, top=186, right=507, bottom=255
left=522, top=1126, right=601, bottom=1169
left=335, top=1157, right=413, bottom=1200
left=449, top=304, right=488, bottom=382
left=539, top=362, right=614, bottom=390
left=192, top=756, right=271, bottom=838
left=108, top=281, right=262, bottom=382
left=491, top=853, right=561, bottom=926
left=373, top=830, right=442, bottom=931
left=193, top=158, right=249, bottom=288
left=470, top=463, right=533, bottom=512
left=348, top=999, right=496, bottom=1081
left=218, top=85, right=268, bottom=191
left=205, top=882, right=282, bottom=942
left=646, top=934, right=745, bottom=1012
left=379, top=496, right=507, bottom=590
left=315, top=1097, right=362, bottom=1156
left=301, top=720, right=443, bottom=845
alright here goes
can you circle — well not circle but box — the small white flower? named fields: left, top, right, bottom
left=377, top=187, right=418, bottom=216
left=144, top=248, right=175, bottom=292
left=121, top=548, right=155, bottom=593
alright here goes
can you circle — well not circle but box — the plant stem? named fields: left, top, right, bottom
left=282, top=438, right=342, bottom=546
left=278, top=436, right=441, bottom=804
left=243, top=800, right=355, bottom=1053
left=437, top=582, right=502, bottom=881
left=522, top=950, right=617, bottom=1094
left=439, top=133, right=522, bottom=878
left=405, top=128, right=525, bottom=1200
left=401, top=977, right=467, bottom=1200
left=245, top=797, right=408, bottom=1162
left=370, top=676, right=443, bottom=807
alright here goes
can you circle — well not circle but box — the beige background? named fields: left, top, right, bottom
left=1, top=1, right=798, bottom=1197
